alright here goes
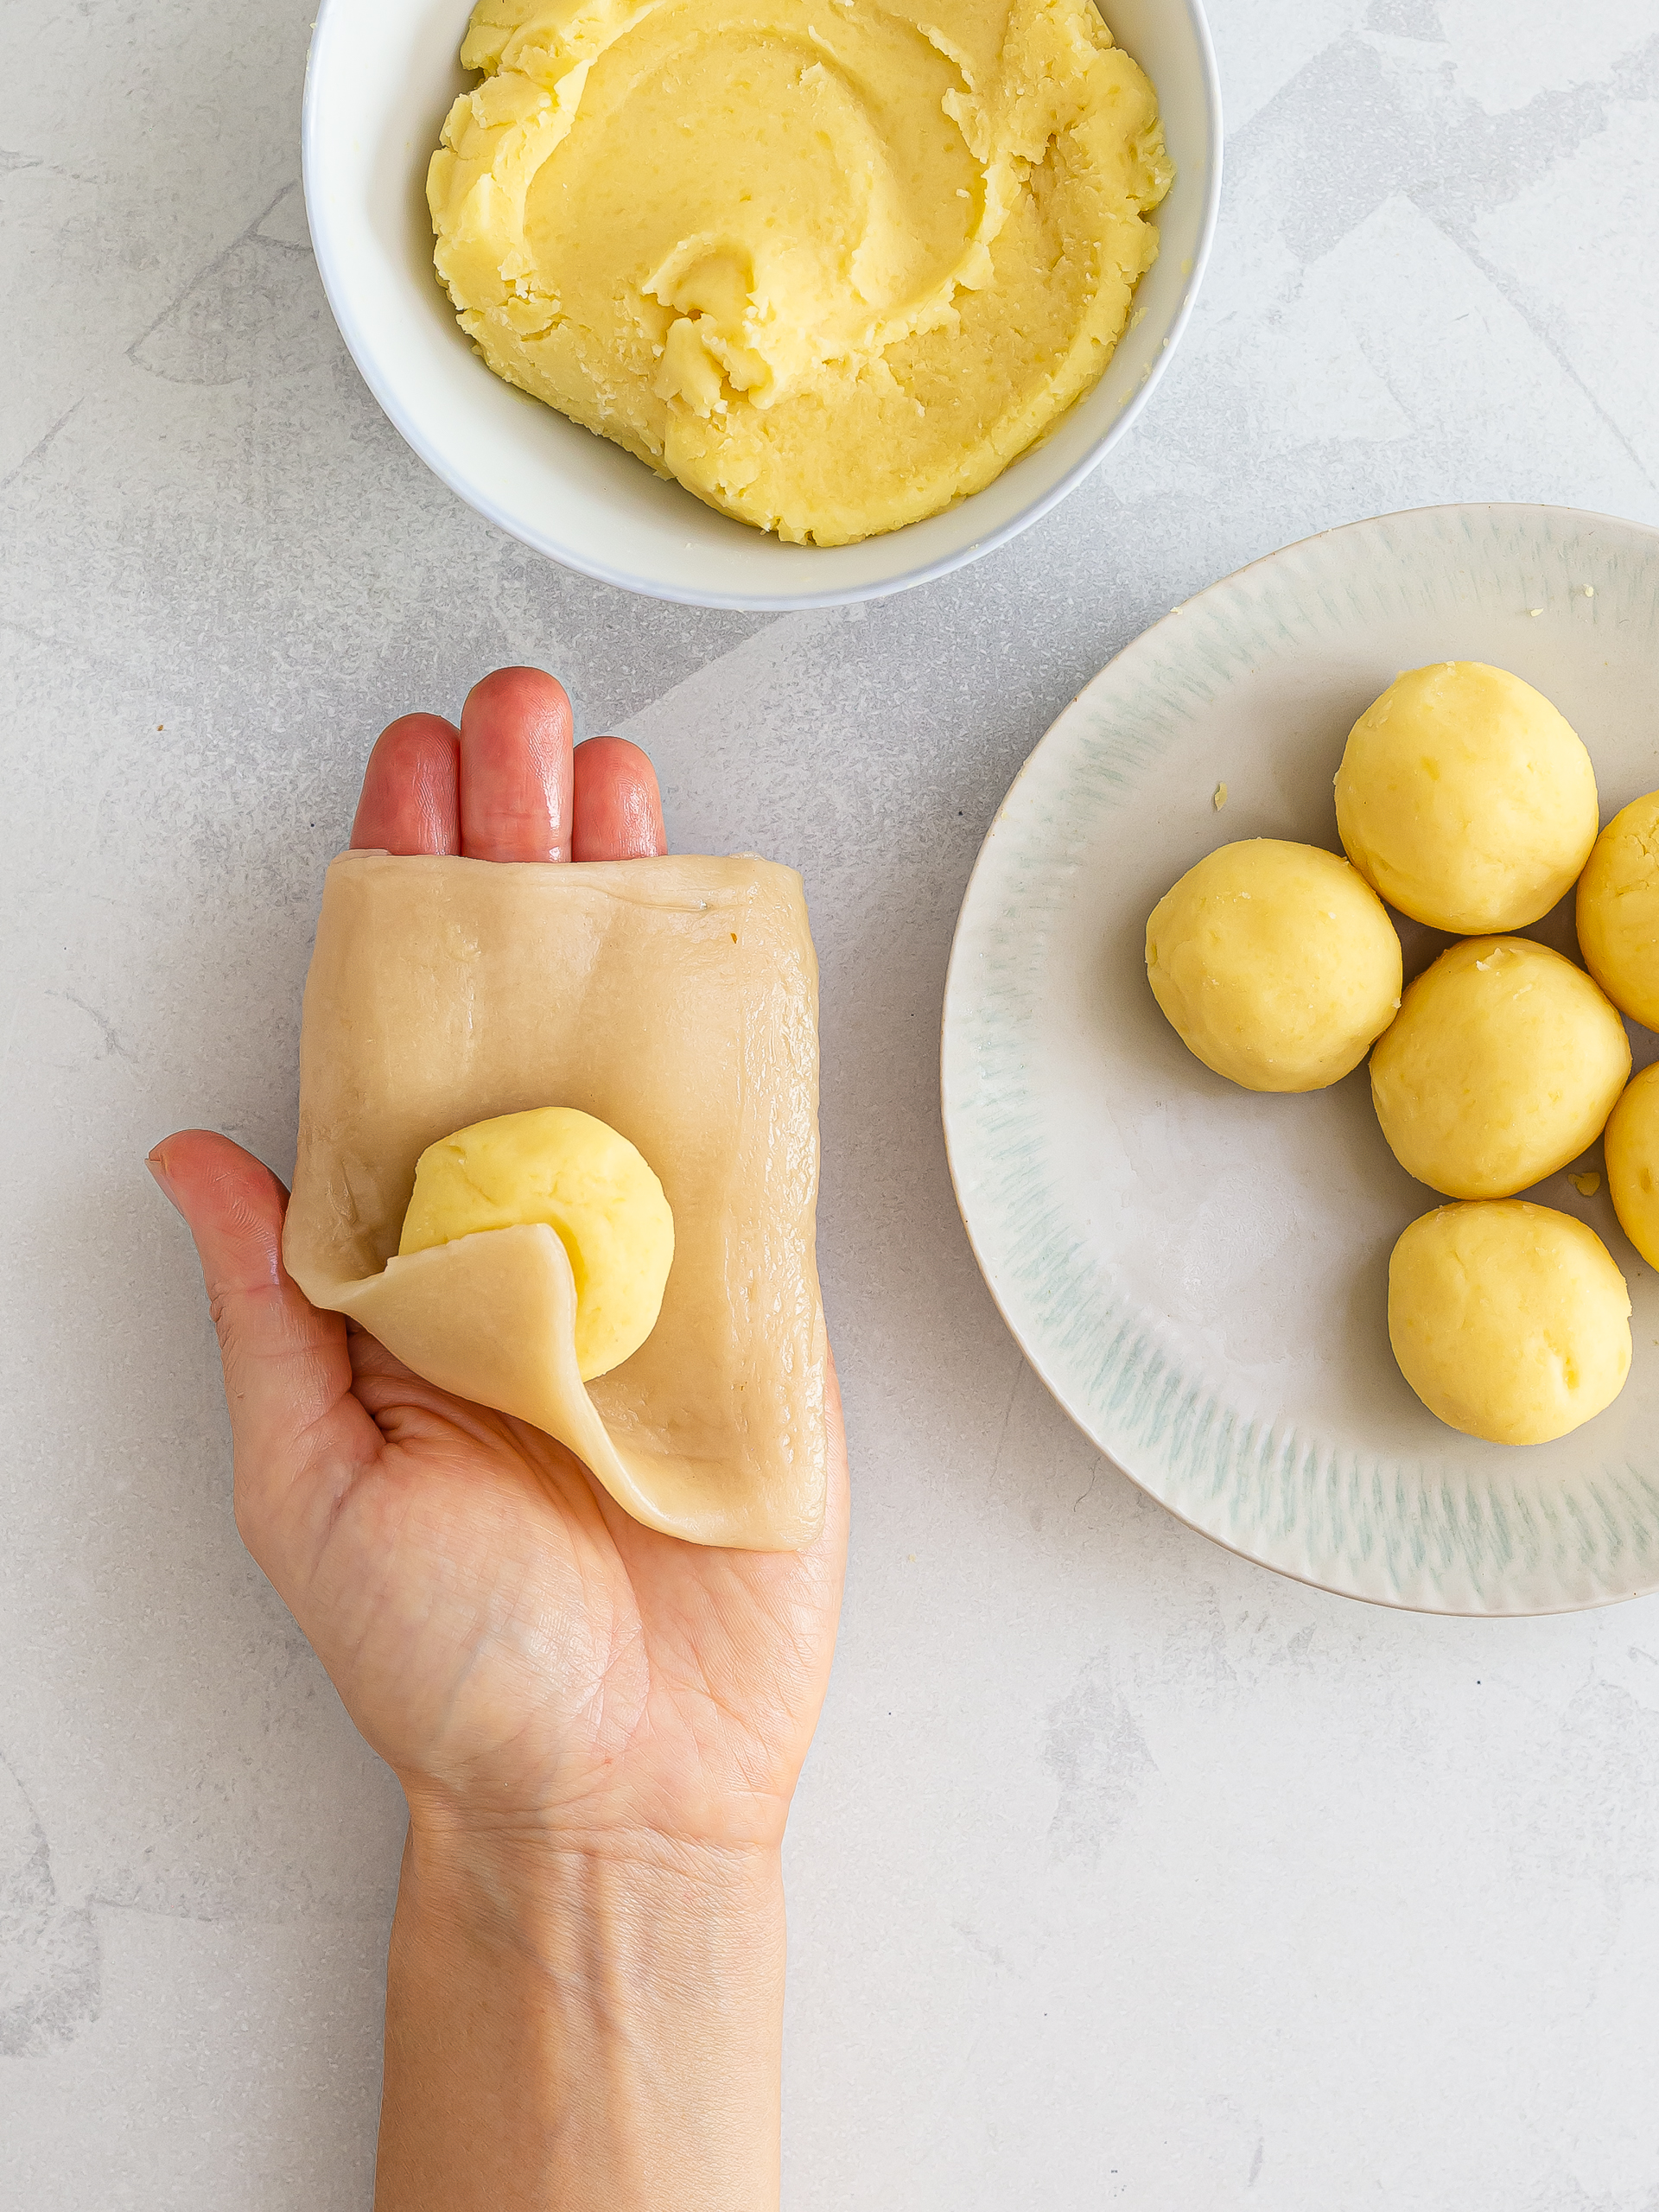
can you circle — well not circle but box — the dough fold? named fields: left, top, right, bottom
left=282, top=850, right=826, bottom=1550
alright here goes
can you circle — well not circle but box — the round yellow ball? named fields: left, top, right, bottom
left=1370, top=937, right=1630, bottom=1198
left=399, top=1105, right=674, bottom=1380
left=1605, top=1061, right=1659, bottom=1268
left=1335, top=662, right=1598, bottom=932
left=1145, top=839, right=1402, bottom=1093
left=1389, top=1201, right=1630, bottom=1444
left=1577, top=791, right=1659, bottom=1028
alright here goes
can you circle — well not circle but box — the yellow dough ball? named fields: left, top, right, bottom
left=1388, top=1201, right=1630, bottom=1444
left=1145, top=839, right=1402, bottom=1092
left=1605, top=1061, right=1659, bottom=1268
left=1577, top=791, right=1659, bottom=1028
left=399, top=1106, right=674, bottom=1380
left=1370, top=937, right=1629, bottom=1198
left=1335, top=662, right=1598, bottom=932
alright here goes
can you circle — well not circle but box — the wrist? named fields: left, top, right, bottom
left=404, top=1787, right=786, bottom=1892
left=400, top=1808, right=786, bottom=2018
left=377, top=1809, right=787, bottom=2212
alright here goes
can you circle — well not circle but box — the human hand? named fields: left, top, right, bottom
left=149, top=669, right=849, bottom=2210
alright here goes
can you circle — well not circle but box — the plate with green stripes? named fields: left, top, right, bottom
left=942, top=504, right=1659, bottom=1613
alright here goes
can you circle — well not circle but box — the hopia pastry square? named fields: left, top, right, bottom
left=282, top=850, right=827, bottom=1550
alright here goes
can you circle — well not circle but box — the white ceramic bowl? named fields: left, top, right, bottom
left=301, top=0, right=1222, bottom=610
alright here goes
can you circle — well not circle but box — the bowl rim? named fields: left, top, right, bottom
left=300, top=0, right=1225, bottom=611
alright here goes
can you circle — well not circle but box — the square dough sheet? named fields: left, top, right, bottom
left=283, top=849, right=826, bottom=1550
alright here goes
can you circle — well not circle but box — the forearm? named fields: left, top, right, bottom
left=375, top=1819, right=788, bottom=2212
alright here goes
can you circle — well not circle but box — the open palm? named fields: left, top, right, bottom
left=152, top=670, right=848, bottom=1860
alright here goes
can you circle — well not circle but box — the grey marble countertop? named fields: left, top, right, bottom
left=5, top=1, right=1659, bottom=2203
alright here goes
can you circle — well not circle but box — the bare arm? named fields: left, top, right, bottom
left=381, top=1827, right=786, bottom=2209
left=150, top=670, right=848, bottom=2211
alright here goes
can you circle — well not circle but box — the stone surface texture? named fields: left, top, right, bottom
left=4, top=0, right=1659, bottom=2203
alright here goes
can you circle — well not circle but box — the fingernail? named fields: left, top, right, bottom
left=146, top=1149, right=182, bottom=1216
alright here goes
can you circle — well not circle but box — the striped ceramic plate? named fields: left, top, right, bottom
left=942, top=505, right=1659, bottom=1613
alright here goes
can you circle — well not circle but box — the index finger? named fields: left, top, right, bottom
left=350, top=715, right=461, bottom=855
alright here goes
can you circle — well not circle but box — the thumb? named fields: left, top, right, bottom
left=148, top=1129, right=378, bottom=1570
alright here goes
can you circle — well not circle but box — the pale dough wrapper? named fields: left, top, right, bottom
left=282, top=850, right=827, bottom=1552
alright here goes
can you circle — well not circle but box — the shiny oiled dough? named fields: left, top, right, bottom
left=282, top=851, right=826, bottom=1550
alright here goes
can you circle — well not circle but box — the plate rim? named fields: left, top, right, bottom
left=940, top=499, right=1659, bottom=1618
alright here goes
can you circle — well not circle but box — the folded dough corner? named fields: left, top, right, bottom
left=282, top=850, right=827, bottom=1550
